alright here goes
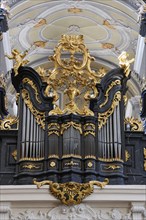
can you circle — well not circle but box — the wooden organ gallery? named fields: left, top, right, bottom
left=0, top=35, right=146, bottom=205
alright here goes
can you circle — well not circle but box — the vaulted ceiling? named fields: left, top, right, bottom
left=6, top=0, right=145, bottom=98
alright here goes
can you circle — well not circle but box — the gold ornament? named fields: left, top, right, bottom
left=118, top=51, right=134, bottom=77
left=5, top=49, right=29, bottom=76
left=0, top=116, right=18, bottom=130
left=33, top=178, right=109, bottom=205
left=125, top=150, right=131, bottom=162
left=124, top=117, right=143, bottom=131
left=43, top=35, right=104, bottom=116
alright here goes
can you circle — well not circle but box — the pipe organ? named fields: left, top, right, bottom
left=0, top=35, right=145, bottom=188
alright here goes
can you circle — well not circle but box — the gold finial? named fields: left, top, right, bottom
left=118, top=51, right=134, bottom=77
left=5, top=49, right=29, bottom=76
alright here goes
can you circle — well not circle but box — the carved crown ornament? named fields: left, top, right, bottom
left=33, top=178, right=109, bottom=206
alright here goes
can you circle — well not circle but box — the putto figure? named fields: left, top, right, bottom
left=5, top=49, right=29, bottom=76
left=118, top=51, right=134, bottom=77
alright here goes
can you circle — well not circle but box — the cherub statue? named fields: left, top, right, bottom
left=5, top=49, right=29, bottom=76
left=118, top=51, right=134, bottom=77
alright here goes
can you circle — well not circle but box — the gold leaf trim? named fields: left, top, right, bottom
left=23, top=78, right=41, bottom=104
left=19, top=157, right=44, bottom=161
left=22, top=89, right=45, bottom=129
left=125, top=150, right=130, bottom=162
left=33, top=179, right=109, bottom=205
left=12, top=149, right=17, bottom=161
left=98, top=157, right=123, bottom=162
left=61, top=121, right=82, bottom=134
left=144, top=148, right=146, bottom=159
left=124, top=117, right=142, bottom=131
left=98, top=91, right=121, bottom=129
left=48, top=155, right=59, bottom=159
left=99, top=80, right=121, bottom=108
left=22, top=164, right=40, bottom=169
left=62, top=154, right=81, bottom=159
left=0, top=116, right=18, bottom=130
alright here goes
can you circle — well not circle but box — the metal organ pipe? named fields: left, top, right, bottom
left=98, top=103, right=122, bottom=160
left=20, top=100, right=45, bottom=160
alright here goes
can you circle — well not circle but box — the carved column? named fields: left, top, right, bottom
left=0, top=203, right=10, bottom=220
left=131, top=202, right=145, bottom=220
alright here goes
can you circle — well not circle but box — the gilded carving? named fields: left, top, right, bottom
left=0, top=116, right=18, bottom=130
left=84, top=123, right=95, bottom=137
left=65, top=161, right=79, bottom=166
left=104, top=165, right=121, bottom=170
left=5, top=49, right=29, bottom=76
left=124, top=117, right=143, bottom=131
left=22, top=164, right=40, bottom=169
left=33, top=178, right=109, bottom=205
left=118, top=51, right=134, bottom=77
left=98, top=157, right=123, bottom=162
left=62, top=154, right=81, bottom=159
left=19, top=157, right=44, bottom=161
left=50, top=161, right=56, bottom=167
left=85, top=155, right=96, bottom=159
left=11, top=149, right=17, bottom=161
left=98, top=91, right=121, bottom=129
left=125, top=150, right=131, bottom=162
left=22, top=78, right=41, bottom=104
left=144, top=160, right=146, bottom=171
left=87, top=161, right=93, bottom=168
left=99, top=80, right=121, bottom=108
left=43, top=35, right=104, bottom=116
left=144, top=148, right=146, bottom=159
left=48, top=155, right=59, bottom=159
left=22, top=89, right=45, bottom=129
left=61, top=121, right=82, bottom=134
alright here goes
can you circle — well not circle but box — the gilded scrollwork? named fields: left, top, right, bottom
left=33, top=178, right=109, bottom=205
left=99, top=80, right=121, bottom=108
left=61, top=121, right=82, bottom=134
left=124, top=117, right=143, bottom=131
left=104, top=165, right=121, bottom=170
left=43, top=35, right=104, bottom=116
left=22, top=164, right=40, bottom=169
left=98, top=91, right=121, bottom=129
left=22, top=78, right=41, bottom=104
left=22, top=89, right=45, bottom=129
left=0, top=116, right=18, bottom=130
